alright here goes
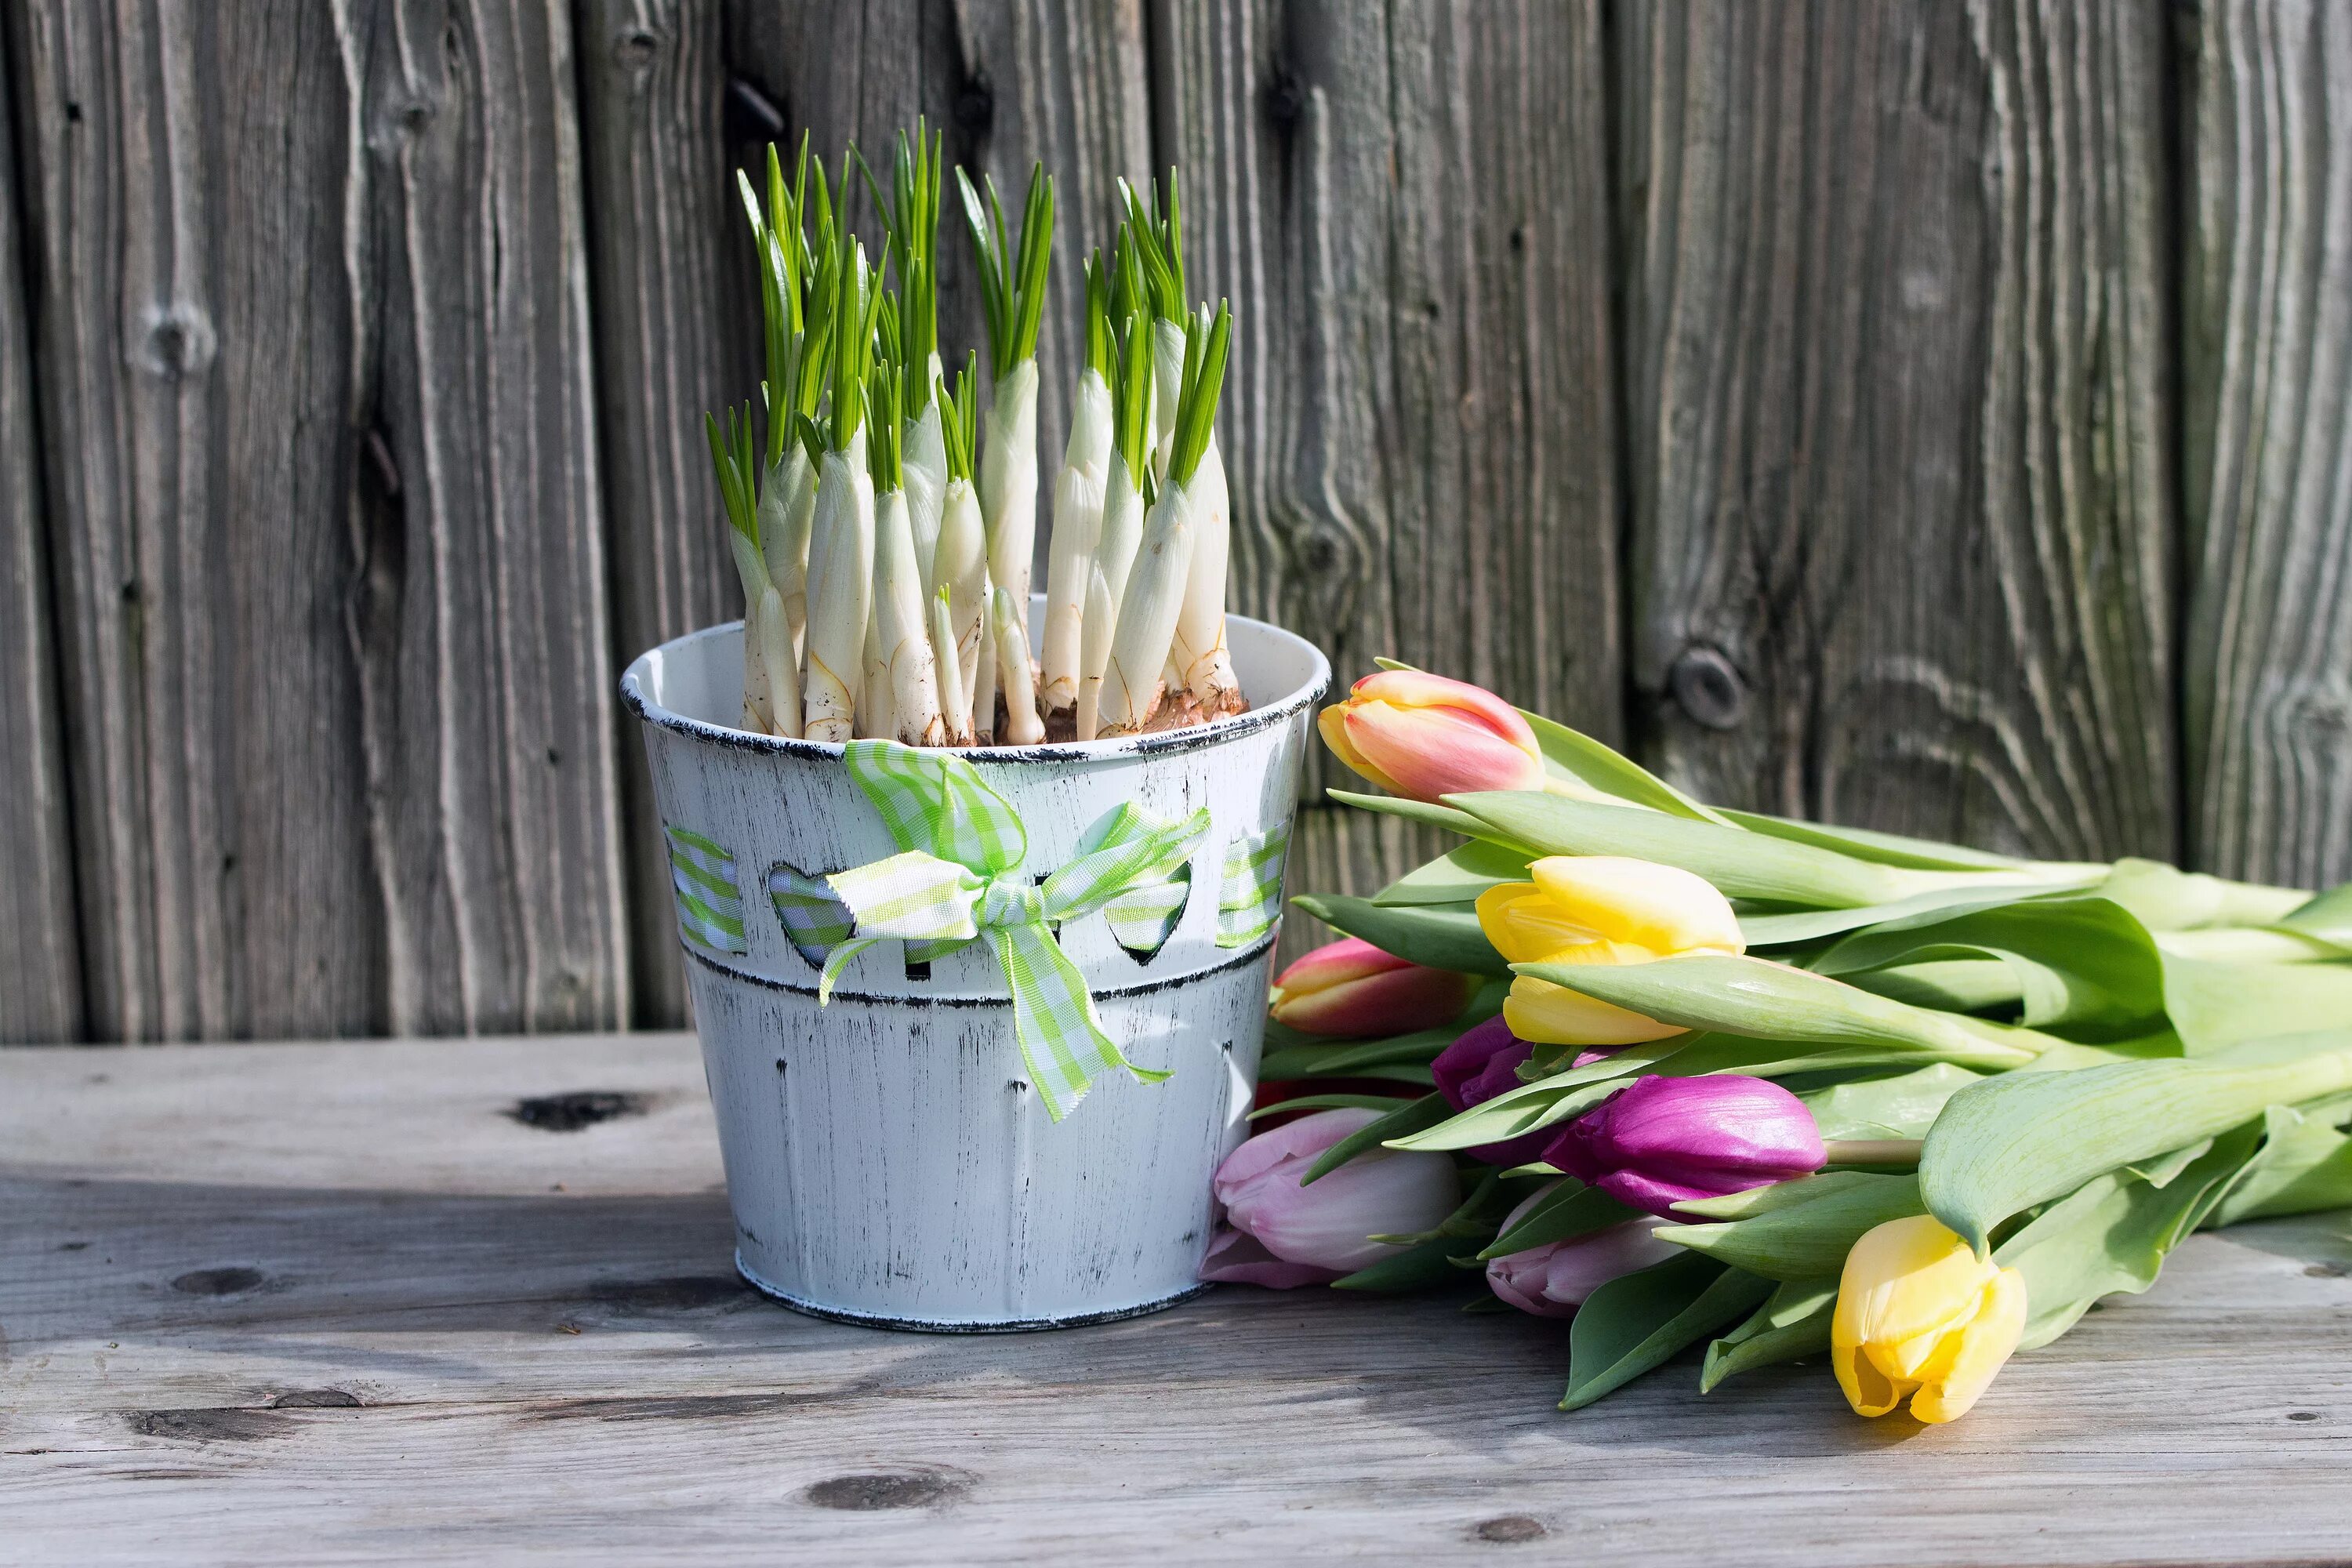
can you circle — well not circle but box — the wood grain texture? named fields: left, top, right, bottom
left=0, top=27, right=83, bottom=1044
left=1150, top=0, right=1623, bottom=937
left=5, top=0, right=626, bottom=1040
left=6, top=1035, right=2351, bottom=1566
left=1617, top=0, right=2176, bottom=862
left=575, top=0, right=751, bottom=1029
left=2183, top=0, right=2352, bottom=891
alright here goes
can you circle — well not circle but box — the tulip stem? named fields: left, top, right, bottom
left=1823, top=1139, right=1924, bottom=1168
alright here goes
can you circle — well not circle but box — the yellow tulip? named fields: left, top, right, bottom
left=1832, top=1214, right=2027, bottom=1424
left=1474, top=856, right=1742, bottom=1045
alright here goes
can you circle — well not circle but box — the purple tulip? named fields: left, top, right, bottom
left=1544, top=1074, right=1825, bottom=1217
left=1484, top=1181, right=1685, bottom=1318
left=1200, top=1108, right=1462, bottom=1288
left=1430, top=1015, right=1555, bottom=1167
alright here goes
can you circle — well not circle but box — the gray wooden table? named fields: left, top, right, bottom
left=6, top=1034, right=2350, bottom=1566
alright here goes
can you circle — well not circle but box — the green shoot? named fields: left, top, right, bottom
left=739, top=140, right=812, bottom=469
left=1082, top=250, right=1113, bottom=382
left=826, top=241, right=882, bottom=451
left=705, top=404, right=761, bottom=544
left=1166, top=301, right=1231, bottom=489
left=955, top=162, right=1054, bottom=381
left=1118, top=172, right=1186, bottom=324
left=866, top=362, right=903, bottom=493
left=935, top=351, right=982, bottom=483
left=857, top=122, right=946, bottom=416
left=1110, top=293, right=1154, bottom=482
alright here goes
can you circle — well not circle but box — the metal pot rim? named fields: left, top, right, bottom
left=620, top=609, right=1332, bottom=765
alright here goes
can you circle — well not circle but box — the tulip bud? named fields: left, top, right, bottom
left=1543, top=1074, right=1824, bottom=1217
left=1484, top=1181, right=1684, bottom=1318
left=1316, top=670, right=1548, bottom=803
left=1269, top=936, right=1481, bottom=1039
left=1429, top=1015, right=1552, bottom=1167
left=1833, top=1215, right=2027, bottom=1424
left=1476, top=856, right=1744, bottom=1046
left=1200, top=1108, right=1462, bottom=1287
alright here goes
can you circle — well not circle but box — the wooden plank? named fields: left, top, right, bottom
left=5, top=0, right=627, bottom=1040
left=575, top=1, right=750, bottom=1029
left=1151, top=0, right=1621, bottom=920
left=5, top=1036, right=2350, bottom=1566
left=2182, top=0, right=2352, bottom=891
left=0, top=22, right=83, bottom=1043
left=1616, top=1, right=2176, bottom=862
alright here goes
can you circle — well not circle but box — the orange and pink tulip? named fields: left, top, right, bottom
left=1318, top=670, right=1548, bottom=803
left=1269, top=936, right=1480, bottom=1038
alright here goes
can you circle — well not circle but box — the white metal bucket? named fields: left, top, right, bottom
left=621, top=603, right=1330, bottom=1330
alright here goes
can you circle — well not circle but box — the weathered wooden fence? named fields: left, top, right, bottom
left=1, top=1, right=2346, bottom=1044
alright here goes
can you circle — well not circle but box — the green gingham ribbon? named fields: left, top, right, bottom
left=805, top=739, right=1210, bottom=1121
left=1217, top=820, right=1291, bottom=947
left=667, top=824, right=748, bottom=955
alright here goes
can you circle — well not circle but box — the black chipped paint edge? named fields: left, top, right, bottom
left=735, top=1252, right=1213, bottom=1333
left=619, top=615, right=1331, bottom=766
left=681, top=928, right=1276, bottom=1005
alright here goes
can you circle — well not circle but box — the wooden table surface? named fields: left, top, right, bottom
left=5, top=1035, right=2350, bottom=1566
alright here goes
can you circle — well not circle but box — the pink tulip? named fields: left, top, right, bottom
left=1316, top=670, right=1548, bottom=803
left=1429, top=1015, right=1552, bottom=1167
left=1485, top=1181, right=1686, bottom=1317
left=1200, top=1108, right=1462, bottom=1287
left=1269, top=936, right=1480, bottom=1038
left=1544, top=1074, right=1825, bottom=1218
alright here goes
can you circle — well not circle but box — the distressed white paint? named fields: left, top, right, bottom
left=622, top=601, right=1330, bottom=1327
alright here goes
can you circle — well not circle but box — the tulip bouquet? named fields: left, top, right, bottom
left=1210, top=666, right=2352, bottom=1424
left=707, top=129, right=1243, bottom=748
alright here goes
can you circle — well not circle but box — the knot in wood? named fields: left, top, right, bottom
left=954, top=77, right=994, bottom=135
left=133, top=304, right=216, bottom=380
left=1669, top=645, right=1747, bottom=730
left=612, top=27, right=659, bottom=73
left=1474, top=1515, right=1548, bottom=1544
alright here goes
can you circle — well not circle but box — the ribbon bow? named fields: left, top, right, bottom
left=808, top=739, right=1210, bottom=1121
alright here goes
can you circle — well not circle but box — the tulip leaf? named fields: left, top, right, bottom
left=1800, top=1063, right=1982, bottom=1141
left=1478, top=1180, right=1640, bottom=1260
left=1919, top=1043, right=2352, bottom=1255
left=1668, top=1170, right=1894, bottom=1221
left=2160, top=955, right=2352, bottom=1055
left=1373, top=840, right=1534, bottom=907
left=1699, top=1277, right=1837, bottom=1392
left=1559, top=1255, right=1773, bottom=1412
left=1517, top=710, right=1732, bottom=824
left=1717, top=809, right=2033, bottom=873
left=1258, top=1025, right=1461, bottom=1080
left=1330, top=1236, right=1463, bottom=1294
left=1245, top=1092, right=1419, bottom=1120
left=1654, top=1174, right=1924, bottom=1282
left=2097, top=857, right=2311, bottom=931
left=1512, top=953, right=2043, bottom=1069
left=2209, top=1097, right=2352, bottom=1226
left=1993, top=1121, right=2263, bottom=1349
left=1301, top=1092, right=1451, bottom=1185
left=2276, top=880, right=2352, bottom=953
left=1814, top=895, right=2169, bottom=1040
left=1737, top=884, right=2066, bottom=948
left=1447, top=791, right=1918, bottom=907
left=1292, top=894, right=1508, bottom=976
left=1326, top=789, right=1526, bottom=848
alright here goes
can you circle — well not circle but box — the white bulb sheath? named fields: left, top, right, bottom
left=800, top=443, right=873, bottom=743
left=1098, top=474, right=1196, bottom=735
left=1076, top=563, right=1115, bottom=742
left=1040, top=368, right=1112, bottom=717
left=992, top=588, right=1045, bottom=746
left=979, top=358, right=1042, bottom=612
left=935, top=477, right=989, bottom=717
left=1149, top=314, right=1185, bottom=477
left=872, top=487, right=945, bottom=746
left=757, top=582, right=800, bottom=739
left=1169, top=432, right=1240, bottom=713
left=904, top=394, right=948, bottom=598
left=729, top=528, right=775, bottom=733
left=931, top=590, right=972, bottom=746
left=771, top=444, right=817, bottom=665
